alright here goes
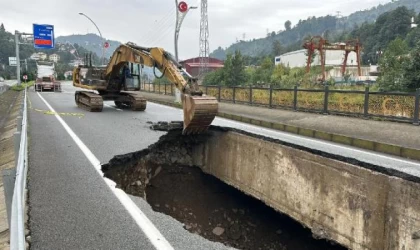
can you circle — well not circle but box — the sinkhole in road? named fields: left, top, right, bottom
left=102, top=127, right=347, bottom=250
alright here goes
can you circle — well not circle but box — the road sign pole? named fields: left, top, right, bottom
left=15, top=31, right=21, bottom=86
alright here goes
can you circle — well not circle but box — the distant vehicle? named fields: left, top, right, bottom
left=35, top=61, right=61, bottom=92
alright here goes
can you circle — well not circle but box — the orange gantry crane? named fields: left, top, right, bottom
left=302, top=36, right=362, bottom=82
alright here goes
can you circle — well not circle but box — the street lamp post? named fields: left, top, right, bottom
left=79, top=13, right=105, bottom=65
left=174, top=1, right=197, bottom=103
left=174, top=1, right=197, bottom=62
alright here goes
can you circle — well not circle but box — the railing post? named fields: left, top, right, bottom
left=2, top=168, right=16, bottom=228
left=164, top=84, right=167, bottom=95
left=249, top=85, right=253, bottom=105
left=14, top=132, right=21, bottom=165
left=269, top=85, right=273, bottom=109
left=205, top=86, right=208, bottom=95
left=323, top=85, right=329, bottom=114
left=364, top=87, right=370, bottom=119
left=233, top=86, right=236, bottom=104
left=218, top=85, right=221, bottom=101
left=413, top=88, right=420, bottom=125
left=158, top=82, right=161, bottom=94
left=16, top=116, right=22, bottom=132
left=293, top=85, right=298, bottom=111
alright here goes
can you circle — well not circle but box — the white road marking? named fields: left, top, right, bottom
left=104, top=103, right=123, bottom=111
left=36, top=92, right=174, bottom=250
left=150, top=101, right=420, bottom=166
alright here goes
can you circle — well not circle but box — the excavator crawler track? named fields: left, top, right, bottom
left=115, top=92, right=147, bottom=111
left=123, top=92, right=147, bottom=111
left=75, top=91, right=104, bottom=112
left=182, top=95, right=218, bottom=135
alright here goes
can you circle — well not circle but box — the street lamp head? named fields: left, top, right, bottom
left=79, top=13, right=84, bottom=15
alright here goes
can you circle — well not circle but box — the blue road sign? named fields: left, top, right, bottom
left=33, top=24, right=54, bottom=49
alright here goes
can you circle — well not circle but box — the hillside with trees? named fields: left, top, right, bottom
left=204, top=6, right=420, bottom=91
left=210, top=0, right=420, bottom=60
left=56, top=33, right=121, bottom=59
left=0, top=23, right=101, bottom=80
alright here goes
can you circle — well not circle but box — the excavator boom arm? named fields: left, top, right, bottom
left=106, top=43, right=194, bottom=94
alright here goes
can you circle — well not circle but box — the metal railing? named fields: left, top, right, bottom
left=140, top=83, right=420, bottom=125
left=9, top=86, right=28, bottom=249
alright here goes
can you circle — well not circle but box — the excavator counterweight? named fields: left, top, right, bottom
left=72, top=42, right=218, bottom=134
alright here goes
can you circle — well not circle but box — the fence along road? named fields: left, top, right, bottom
left=142, top=83, right=420, bottom=125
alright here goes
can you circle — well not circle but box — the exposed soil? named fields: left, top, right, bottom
left=0, top=90, right=20, bottom=134
left=103, top=129, right=347, bottom=250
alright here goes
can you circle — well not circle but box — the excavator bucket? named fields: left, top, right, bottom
left=182, top=94, right=218, bottom=135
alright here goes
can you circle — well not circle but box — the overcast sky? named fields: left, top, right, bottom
left=1, top=0, right=391, bottom=59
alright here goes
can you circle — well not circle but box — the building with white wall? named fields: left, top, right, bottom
left=275, top=49, right=359, bottom=68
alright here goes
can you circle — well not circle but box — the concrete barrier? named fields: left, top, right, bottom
left=146, top=98, right=420, bottom=162
left=191, top=130, right=420, bottom=250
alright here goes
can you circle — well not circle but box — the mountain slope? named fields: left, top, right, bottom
left=210, top=0, right=420, bottom=60
left=56, top=33, right=121, bottom=59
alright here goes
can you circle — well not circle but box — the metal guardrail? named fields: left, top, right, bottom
left=141, top=83, right=420, bottom=125
left=8, top=86, right=28, bottom=249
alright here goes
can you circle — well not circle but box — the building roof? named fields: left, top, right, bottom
left=179, top=57, right=224, bottom=64
left=183, top=63, right=224, bottom=68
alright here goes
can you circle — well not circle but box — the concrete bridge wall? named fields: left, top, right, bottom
left=192, top=130, right=420, bottom=250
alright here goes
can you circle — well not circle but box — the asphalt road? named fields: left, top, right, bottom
left=27, top=81, right=420, bottom=249
left=28, top=82, right=233, bottom=250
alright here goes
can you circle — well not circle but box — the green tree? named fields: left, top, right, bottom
left=252, top=56, right=274, bottom=85
left=203, top=50, right=247, bottom=86
left=270, top=64, right=290, bottom=86
left=285, top=20, right=292, bottom=31
left=377, top=37, right=410, bottom=91
left=0, top=23, right=5, bottom=33
left=402, top=41, right=420, bottom=91
left=272, top=40, right=282, bottom=56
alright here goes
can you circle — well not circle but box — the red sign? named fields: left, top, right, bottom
left=104, top=42, right=110, bottom=48
left=34, top=39, right=52, bottom=46
left=178, top=1, right=188, bottom=13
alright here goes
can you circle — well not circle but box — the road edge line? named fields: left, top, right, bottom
left=142, top=96, right=420, bottom=162
left=35, top=92, right=174, bottom=250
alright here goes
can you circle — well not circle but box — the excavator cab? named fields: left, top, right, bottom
left=120, top=62, right=141, bottom=91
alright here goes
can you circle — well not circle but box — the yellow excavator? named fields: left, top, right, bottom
left=72, top=42, right=218, bottom=134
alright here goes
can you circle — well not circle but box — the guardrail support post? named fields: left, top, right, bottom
left=218, top=85, right=221, bottom=101
left=269, top=85, right=273, bottom=109
left=413, top=88, right=420, bottom=125
left=323, top=86, right=329, bottom=114
left=2, top=168, right=16, bottom=228
left=364, top=87, right=370, bottom=119
left=14, top=132, right=21, bottom=164
left=293, top=85, right=298, bottom=111
left=16, top=116, right=22, bottom=132
left=249, top=85, right=253, bottom=105
left=233, top=87, right=236, bottom=104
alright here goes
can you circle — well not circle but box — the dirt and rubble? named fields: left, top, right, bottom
left=102, top=128, right=347, bottom=250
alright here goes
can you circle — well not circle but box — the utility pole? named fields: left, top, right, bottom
left=199, top=0, right=210, bottom=78
left=174, top=1, right=197, bottom=61
left=174, top=1, right=197, bottom=103
left=79, top=13, right=105, bottom=65
left=15, top=31, right=21, bottom=85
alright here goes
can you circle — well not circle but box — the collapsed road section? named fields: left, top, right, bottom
left=102, top=125, right=420, bottom=250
